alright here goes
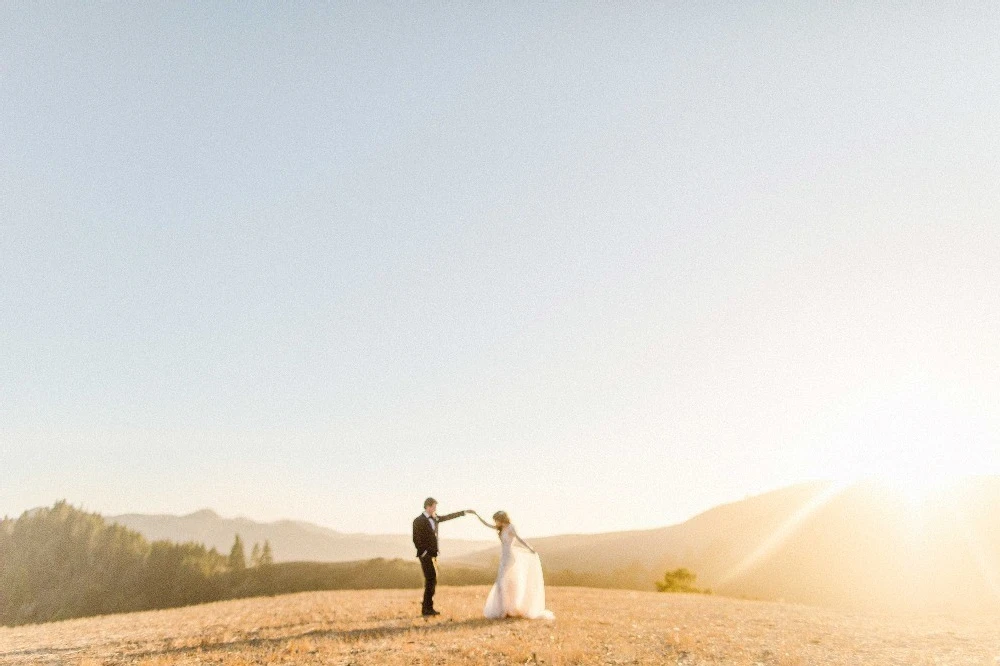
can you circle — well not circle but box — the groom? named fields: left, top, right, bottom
left=412, top=497, right=471, bottom=617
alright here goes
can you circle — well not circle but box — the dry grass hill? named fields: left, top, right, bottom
left=1, top=587, right=998, bottom=665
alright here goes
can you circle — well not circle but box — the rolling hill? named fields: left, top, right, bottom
left=450, top=477, right=1000, bottom=611
left=107, top=476, right=1000, bottom=611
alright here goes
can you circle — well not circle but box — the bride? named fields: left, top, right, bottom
left=470, top=510, right=554, bottom=620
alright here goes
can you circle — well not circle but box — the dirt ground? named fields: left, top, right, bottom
left=1, top=586, right=998, bottom=665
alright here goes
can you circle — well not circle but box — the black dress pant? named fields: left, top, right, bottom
left=420, top=555, right=437, bottom=612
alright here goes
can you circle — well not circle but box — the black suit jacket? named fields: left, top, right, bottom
left=412, top=511, right=466, bottom=558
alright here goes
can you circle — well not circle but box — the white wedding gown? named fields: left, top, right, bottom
left=483, top=524, right=554, bottom=620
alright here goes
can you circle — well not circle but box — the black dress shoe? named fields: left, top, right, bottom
left=422, top=609, right=441, bottom=616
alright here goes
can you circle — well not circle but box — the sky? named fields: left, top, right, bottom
left=3, top=3, right=999, bottom=541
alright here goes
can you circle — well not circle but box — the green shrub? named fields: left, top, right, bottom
left=655, top=567, right=710, bottom=594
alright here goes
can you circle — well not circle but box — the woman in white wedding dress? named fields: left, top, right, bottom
left=470, top=510, right=554, bottom=620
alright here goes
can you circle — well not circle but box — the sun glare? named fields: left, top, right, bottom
left=868, top=470, right=951, bottom=507
left=829, top=465, right=958, bottom=509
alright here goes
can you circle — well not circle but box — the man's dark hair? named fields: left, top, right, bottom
left=423, top=497, right=437, bottom=509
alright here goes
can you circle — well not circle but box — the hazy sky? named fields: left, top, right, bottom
left=3, top=3, right=999, bottom=540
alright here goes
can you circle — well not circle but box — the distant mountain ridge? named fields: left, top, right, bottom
left=106, top=476, right=1000, bottom=611
left=110, top=510, right=493, bottom=563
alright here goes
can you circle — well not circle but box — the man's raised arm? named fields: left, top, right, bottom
left=437, top=509, right=474, bottom=522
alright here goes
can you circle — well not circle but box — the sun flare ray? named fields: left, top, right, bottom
left=954, top=507, right=1000, bottom=603
left=718, top=482, right=848, bottom=587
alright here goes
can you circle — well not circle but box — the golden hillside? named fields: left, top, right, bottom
left=1, top=586, right=997, bottom=665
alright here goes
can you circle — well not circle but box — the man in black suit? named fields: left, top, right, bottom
left=412, top=497, right=472, bottom=616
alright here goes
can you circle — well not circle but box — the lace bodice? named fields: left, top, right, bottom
left=499, top=524, right=522, bottom=553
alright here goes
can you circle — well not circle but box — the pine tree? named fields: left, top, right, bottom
left=250, top=542, right=261, bottom=567
left=228, top=534, right=246, bottom=571
left=259, top=540, right=274, bottom=567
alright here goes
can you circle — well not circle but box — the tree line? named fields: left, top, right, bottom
left=0, top=502, right=494, bottom=626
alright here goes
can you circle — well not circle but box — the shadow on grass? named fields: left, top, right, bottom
left=118, top=615, right=524, bottom=660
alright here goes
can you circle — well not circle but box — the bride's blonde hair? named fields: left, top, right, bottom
left=492, top=510, right=510, bottom=534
